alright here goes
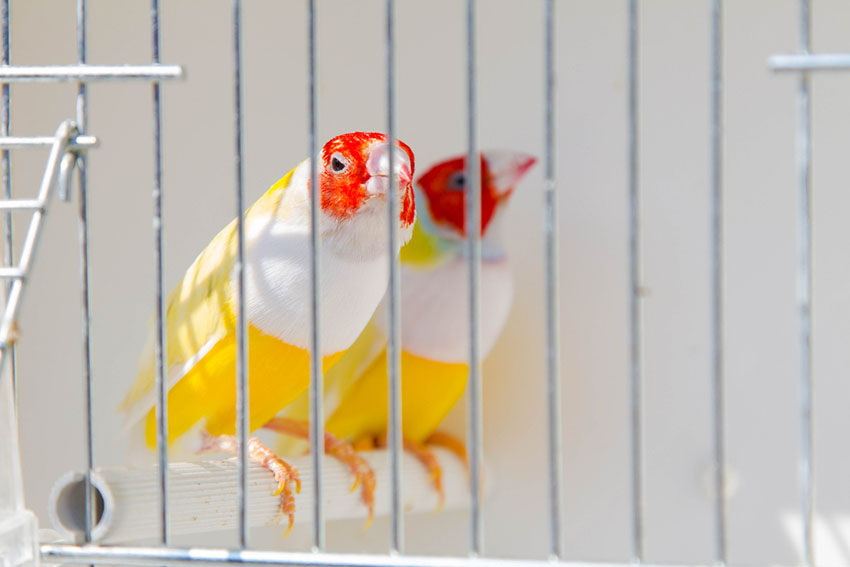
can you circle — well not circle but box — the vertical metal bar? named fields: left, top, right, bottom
left=75, top=4, right=87, bottom=146
left=0, top=0, right=15, bottom=402
left=797, top=0, right=814, bottom=565
left=231, top=0, right=249, bottom=550
left=151, top=0, right=169, bottom=546
left=306, top=0, right=324, bottom=553
left=626, top=0, right=643, bottom=563
left=709, top=0, right=726, bottom=564
left=75, top=0, right=97, bottom=547
left=465, top=0, right=484, bottom=557
left=385, top=0, right=404, bottom=555
left=543, top=0, right=564, bottom=560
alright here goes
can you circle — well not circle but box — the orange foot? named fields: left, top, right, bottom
left=425, top=431, right=469, bottom=474
left=371, top=430, right=468, bottom=512
left=199, top=433, right=301, bottom=535
left=263, top=417, right=376, bottom=526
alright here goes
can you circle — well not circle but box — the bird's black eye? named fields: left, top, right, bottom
left=330, top=152, right=348, bottom=174
left=448, top=172, right=466, bottom=190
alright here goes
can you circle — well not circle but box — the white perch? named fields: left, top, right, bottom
left=48, top=449, right=468, bottom=544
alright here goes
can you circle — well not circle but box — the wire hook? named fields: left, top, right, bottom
left=58, top=150, right=77, bottom=202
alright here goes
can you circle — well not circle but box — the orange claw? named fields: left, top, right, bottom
left=425, top=431, right=469, bottom=475
left=324, top=433, right=376, bottom=524
left=403, top=438, right=445, bottom=511
left=374, top=434, right=446, bottom=512
left=380, top=431, right=470, bottom=512
left=199, top=433, right=301, bottom=534
left=250, top=438, right=300, bottom=534
left=263, top=417, right=376, bottom=526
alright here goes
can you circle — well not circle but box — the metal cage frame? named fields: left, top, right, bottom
left=0, top=0, right=841, bottom=566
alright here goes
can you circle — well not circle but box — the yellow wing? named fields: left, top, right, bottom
left=120, top=214, right=238, bottom=419
left=120, top=168, right=300, bottom=444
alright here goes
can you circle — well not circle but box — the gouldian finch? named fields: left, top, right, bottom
left=275, top=150, right=535, bottom=505
left=120, top=132, right=416, bottom=530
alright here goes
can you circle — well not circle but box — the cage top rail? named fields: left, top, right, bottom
left=0, top=64, right=182, bottom=82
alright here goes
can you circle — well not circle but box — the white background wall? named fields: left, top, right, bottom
left=10, top=1, right=850, bottom=565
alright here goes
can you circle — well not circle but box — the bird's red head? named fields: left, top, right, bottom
left=317, top=132, right=415, bottom=228
left=415, top=151, right=536, bottom=237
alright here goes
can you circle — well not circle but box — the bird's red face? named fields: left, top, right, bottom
left=317, top=132, right=415, bottom=228
left=416, top=151, right=536, bottom=237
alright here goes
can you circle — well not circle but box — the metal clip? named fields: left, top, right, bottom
left=57, top=151, right=77, bottom=202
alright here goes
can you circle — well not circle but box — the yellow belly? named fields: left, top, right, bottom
left=325, top=350, right=468, bottom=443
left=145, top=324, right=343, bottom=447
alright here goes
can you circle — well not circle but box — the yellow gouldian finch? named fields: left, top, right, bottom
left=120, top=132, right=416, bottom=530
left=274, top=150, right=535, bottom=506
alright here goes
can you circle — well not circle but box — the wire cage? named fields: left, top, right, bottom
left=3, top=1, right=849, bottom=566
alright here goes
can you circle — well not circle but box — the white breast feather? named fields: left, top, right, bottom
left=374, top=256, right=514, bottom=363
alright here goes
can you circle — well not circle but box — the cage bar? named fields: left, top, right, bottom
left=796, top=0, right=814, bottom=565
left=231, top=0, right=250, bottom=550
left=384, top=0, right=404, bottom=556
left=464, top=0, right=484, bottom=557
left=709, top=0, right=727, bottom=564
left=42, top=545, right=702, bottom=567
left=151, top=0, right=169, bottom=547
left=542, top=0, right=564, bottom=561
left=0, top=200, right=42, bottom=211
left=769, top=53, right=850, bottom=71
left=0, top=65, right=182, bottom=82
left=626, top=0, right=643, bottom=563
left=306, top=0, right=325, bottom=553
left=0, top=136, right=97, bottom=149
left=75, top=0, right=98, bottom=548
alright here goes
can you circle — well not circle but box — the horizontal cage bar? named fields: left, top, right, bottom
left=769, top=52, right=850, bottom=71
left=0, top=64, right=182, bottom=82
left=41, top=545, right=703, bottom=567
left=0, top=135, right=97, bottom=149
left=0, top=200, right=42, bottom=211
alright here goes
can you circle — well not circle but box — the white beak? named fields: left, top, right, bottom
left=483, top=150, right=537, bottom=198
left=365, top=142, right=412, bottom=198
